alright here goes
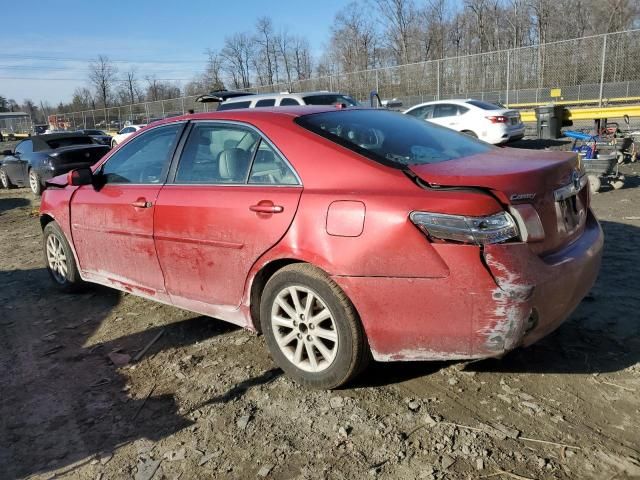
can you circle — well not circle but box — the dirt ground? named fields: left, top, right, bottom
left=1, top=140, right=639, bottom=480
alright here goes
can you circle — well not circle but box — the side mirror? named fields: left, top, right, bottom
left=1, top=149, right=13, bottom=156
left=67, top=167, right=93, bottom=186
left=624, top=114, right=630, bottom=125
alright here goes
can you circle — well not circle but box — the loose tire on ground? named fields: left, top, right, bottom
left=29, top=169, right=43, bottom=196
left=43, top=222, right=85, bottom=292
left=588, top=175, right=601, bottom=194
left=260, top=263, right=369, bottom=389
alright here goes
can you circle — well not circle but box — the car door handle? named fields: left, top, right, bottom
left=131, top=199, right=153, bottom=208
left=250, top=202, right=284, bottom=214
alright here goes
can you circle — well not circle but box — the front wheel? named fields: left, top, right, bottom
left=29, top=169, right=43, bottom=196
left=0, top=168, right=12, bottom=189
left=43, top=222, right=84, bottom=292
left=260, top=264, right=369, bottom=389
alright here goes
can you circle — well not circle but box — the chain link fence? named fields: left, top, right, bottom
left=56, top=29, right=639, bottom=132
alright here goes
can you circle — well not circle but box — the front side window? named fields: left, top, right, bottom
left=175, top=124, right=259, bottom=184
left=217, top=101, right=252, bottom=111
left=101, top=123, right=182, bottom=184
left=15, top=140, right=33, bottom=155
left=405, top=105, right=434, bottom=119
left=295, top=109, right=493, bottom=168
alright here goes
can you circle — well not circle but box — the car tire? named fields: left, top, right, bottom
left=260, top=263, right=369, bottom=389
left=43, top=222, right=85, bottom=292
left=462, top=130, right=478, bottom=138
left=0, top=168, right=13, bottom=189
left=29, top=169, right=43, bottom=196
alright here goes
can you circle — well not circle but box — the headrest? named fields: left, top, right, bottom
left=218, top=148, right=249, bottom=180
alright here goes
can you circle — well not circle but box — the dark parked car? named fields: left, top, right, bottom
left=0, top=133, right=110, bottom=195
left=76, top=129, right=113, bottom=146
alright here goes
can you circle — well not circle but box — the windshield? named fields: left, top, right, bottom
left=466, top=100, right=502, bottom=110
left=295, top=109, right=493, bottom=168
left=302, top=94, right=359, bottom=107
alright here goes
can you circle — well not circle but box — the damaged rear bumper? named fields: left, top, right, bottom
left=332, top=210, right=603, bottom=362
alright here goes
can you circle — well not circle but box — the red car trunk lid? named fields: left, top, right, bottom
left=409, top=148, right=588, bottom=255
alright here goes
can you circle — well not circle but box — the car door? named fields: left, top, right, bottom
left=153, top=121, right=302, bottom=309
left=4, top=140, right=32, bottom=185
left=70, top=122, right=185, bottom=296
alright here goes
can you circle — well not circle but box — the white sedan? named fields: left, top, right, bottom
left=403, top=99, right=525, bottom=145
left=111, top=124, right=146, bottom=147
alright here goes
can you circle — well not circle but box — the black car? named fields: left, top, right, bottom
left=0, top=133, right=110, bottom=195
left=76, top=129, right=113, bottom=146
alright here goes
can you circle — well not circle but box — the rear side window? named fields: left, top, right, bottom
left=433, top=104, right=461, bottom=118
left=295, top=109, right=493, bottom=168
left=279, top=98, right=301, bottom=106
left=405, top=105, right=434, bottom=119
left=255, top=99, right=276, bottom=107
left=248, top=140, right=298, bottom=185
left=218, top=101, right=252, bottom=111
left=302, top=94, right=358, bottom=106
left=46, top=137, right=93, bottom=149
left=466, top=100, right=501, bottom=110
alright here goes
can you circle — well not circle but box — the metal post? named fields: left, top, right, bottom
left=436, top=60, right=441, bottom=100
left=505, top=50, right=511, bottom=107
left=181, top=97, right=185, bottom=114
left=329, top=75, right=333, bottom=91
left=92, top=110, right=96, bottom=128
left=375, top=70, right=379, bottom=94
left=578, top=84, right=581, bottom=101
left=161, top=100, right=165, bottom=118
left=598, top=35, right=607, bottom=107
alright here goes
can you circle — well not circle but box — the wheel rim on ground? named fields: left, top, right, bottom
left=270, top=285, right=338, bottom=373
left=0, top=171, right=7, bottom=188
left=46, top=234, right=68, bottom=284
left=29, top=171, right=38, bottom=193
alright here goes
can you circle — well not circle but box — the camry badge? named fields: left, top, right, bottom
left=510, top=193, right=536, bottom=202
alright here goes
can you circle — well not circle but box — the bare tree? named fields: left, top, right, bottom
left=88, top=55, right=118, bottom=108
left=123, top=70, right=141, bottom=105
left=255, top=17, right=276, bottom=85
left=221, top=33, right=255, bottom=88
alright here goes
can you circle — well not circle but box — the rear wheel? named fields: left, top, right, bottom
left=29, top=169, right=43, bottom=196
left=0, top=168, right=12, bottom=189
left=461, top=130, right=477, bottom=138
left=260, top=264, right=369, bottom=389
left=43, top=222, right=84, bottom=292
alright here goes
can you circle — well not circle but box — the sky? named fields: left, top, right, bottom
left=0, top=0, right=350, bottom=106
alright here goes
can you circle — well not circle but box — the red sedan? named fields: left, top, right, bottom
left=40, top=107, right=603, bottom=389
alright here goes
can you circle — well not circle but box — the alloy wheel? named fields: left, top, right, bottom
left=46, top=234, right=68, bottom=284
left=270, top=285, right=338, bottom=373
left=0, top=170, right=8, bottom=188
left=29, top=171, right=39, bottom=194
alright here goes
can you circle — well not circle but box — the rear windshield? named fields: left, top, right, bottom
left=46, top=137, right=93, bottom=149
left=466, top=100, right=502, bottom=110
left=295, top=109, right=493, bottom=168
left=218, top=101, right=252, bottom=111
left=302, top=94, right=359, bottom=107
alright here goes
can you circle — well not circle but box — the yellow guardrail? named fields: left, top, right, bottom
left=508, top=96, right=640, bottom=108
left=519, top=104, right=640, bottom=123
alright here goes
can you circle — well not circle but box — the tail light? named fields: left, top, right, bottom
left=486, top=115, right=509, bottom=123
left=410, top=211, right=519, bottom=245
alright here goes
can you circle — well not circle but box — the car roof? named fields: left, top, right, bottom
left=22, top=133, right=91, bottom=152
left=148, top=105, right=358, bottom=127
left=221, top=91, right=347, bottom=104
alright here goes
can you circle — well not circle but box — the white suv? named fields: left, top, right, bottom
left=403, top=99, right=525, bottom=145
left=216, top=91, right=359, bottom=110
